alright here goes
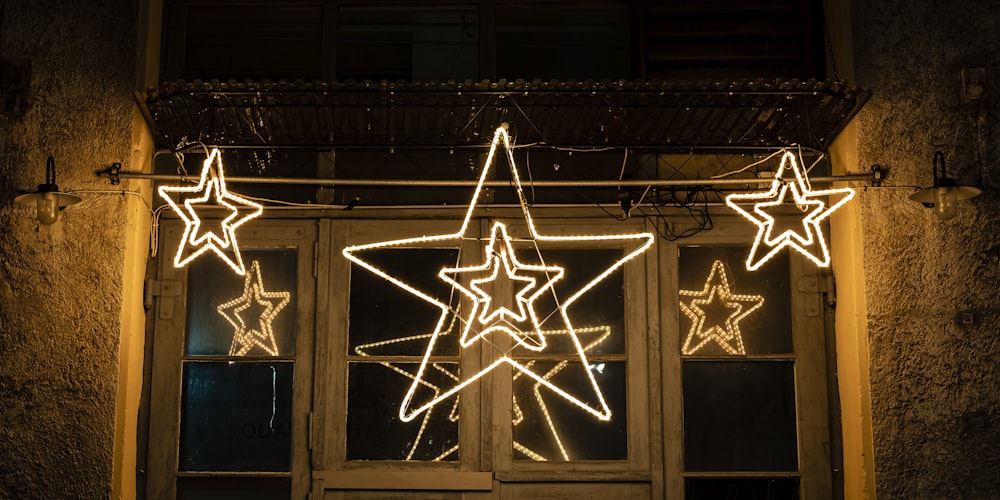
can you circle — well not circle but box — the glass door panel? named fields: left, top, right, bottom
left=147, top=220, right=316, bottom=500
left=673, top=243, right=831, bottom=498
left=345, top=247, right=463, bottom=462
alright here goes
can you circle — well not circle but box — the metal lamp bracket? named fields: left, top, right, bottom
left=108, top=163, right=121, bottom=185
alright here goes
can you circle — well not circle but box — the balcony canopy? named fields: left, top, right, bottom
left=137, top=78, right=870, bottom=154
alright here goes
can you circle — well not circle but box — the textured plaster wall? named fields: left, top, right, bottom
left=852, top=0, right=1000, bottom=497
left=0, top=0, right=137, bottom=498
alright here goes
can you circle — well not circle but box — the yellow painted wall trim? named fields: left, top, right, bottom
left=823, top=0, right=876, bottom=495
left=829, top=122, right=877, bottom=499
left=112, top=1, right=161, bottom=498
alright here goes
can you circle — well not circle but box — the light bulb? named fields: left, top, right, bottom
left=933, top=186, right=959, bottom=220
left=36, top=191, right=59, bottom=225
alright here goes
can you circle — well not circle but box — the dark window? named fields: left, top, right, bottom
left=682, top=360, right=799, bottom=471
left=645, top=0, right=823, bottom=79
left=337, top=4, right=479, bottom=81
left=495, top=2, right=631, bottom=80
left=186, top=249, right=299, bottom=356
left=685, top=478, right=801, bottom=500
left=180, top=361, right=295, bottom=471
left=163, top=1, right=824, bottom=82
left=178, top=4, right=322, bottom=80
left=346, top=248, right=462, bottom=461
left=177, top=477, right=292, bottom=500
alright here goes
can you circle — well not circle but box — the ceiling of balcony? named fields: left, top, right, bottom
left=137, top=78, right=870, bottom=154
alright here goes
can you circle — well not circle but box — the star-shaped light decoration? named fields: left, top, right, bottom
left=354, top=325, right=612, bottom=461
left=217, top=259, right=291, bottom=356
left=725, top=151, right=854, bottom=271
left=679, top=260, right=764, bottom=355
left=343, top=124, right=654, bottom=423
left=440, top=222, right=564, bottom=353
left=158, top=148, right=263, bottom=275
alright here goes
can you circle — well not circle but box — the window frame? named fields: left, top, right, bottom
left=313, top=214, right=655, bottom=494
left=146, top=219, right=319, bottom=499
left=656, top=216, right=835, bottom=498
left=320, top=218, right=485, bottom=476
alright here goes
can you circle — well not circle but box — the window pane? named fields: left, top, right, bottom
left=678, top=247, right=791, bottom=355
left=180, top=361, right=294, bottom=471
left=506, top=246, right=629, bottom=461
left=685, top=477, right=800, bottom=500
left=513, top=360, right=627, bottom=461
left=683, top=360, right=798, bottom=471
left=511, top=248, right=626, bottom=356
left=184, top=5, right=321, bottom=80
left=496, top=2, right=630, bottom=80
left=338, top=5, right=479, bottom=81
left=186, top=250, right=298, bottom=357
left=177, top=477, right=290, bottom=500
left=644, top=0, right=821, bottom=80
left=349, top=248, right=460, bottom=356
left=347, top=362, right=460, bottom=461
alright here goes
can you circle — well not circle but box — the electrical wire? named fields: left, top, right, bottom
left=508, top=97, right=547, bottom=143
left=709, top=149, right=785, bottom=179
left=239, top=193, right=350, bottom=210
left=456, top=95, right=499, bottom=137
left=523, top=143, right=536, bottom=206
left=67, top=188, right=161, bottom=256
left=150, top=204, right=171, bottom=258
left=68, top=189, right=154, bottom=214
left=636, top=187, right=715, bottom=241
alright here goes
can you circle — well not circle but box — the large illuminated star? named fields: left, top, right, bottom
left=342, top=124, right=654, bottom=423
left=679, top=260, right=764, bottom=355
left=440, top=222, right=564, bottom=352
left=217, top=260, right=291, bottom=356
left=158, top=148, right=263, bottom=275
left=725, top=151, right=854, bottom=270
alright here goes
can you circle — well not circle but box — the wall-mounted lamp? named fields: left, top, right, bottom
left=909, top=151, right=981, bottom=220
left=14, top=156, right=82, bottom=224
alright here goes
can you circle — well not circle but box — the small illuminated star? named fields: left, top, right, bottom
left=725, top=151, right=854, bottom=270
left=441, top=222, right=564, bottom=352
left=754, top=185, right=825, bottom=248
left=217, top=260, right=291, bottom=356
left=680, top=260, right=764, bottom=355
left=158, top=148, right=263, bottom=275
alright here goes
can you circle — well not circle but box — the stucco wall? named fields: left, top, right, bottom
left=852, top=1, right=1000, bottom=497
left=0, top=0, right=136, bottom=497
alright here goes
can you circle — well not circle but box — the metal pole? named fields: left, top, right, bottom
left=98, top=171, right=877, bottom=188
